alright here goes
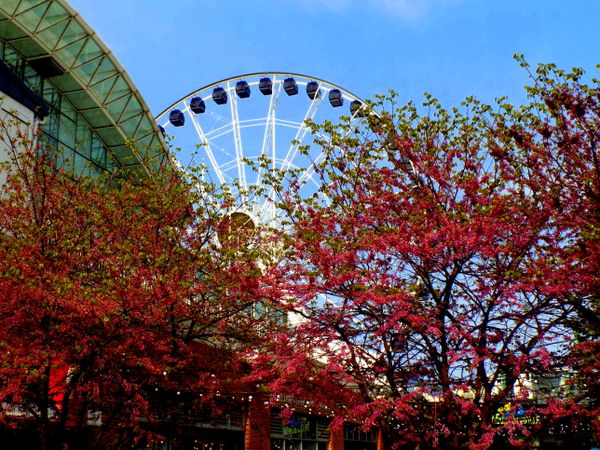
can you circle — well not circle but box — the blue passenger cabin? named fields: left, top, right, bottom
left=306, top=81, right=321, bottom=100
left=169, top=109, right=185, bottom=127
left=212, top=87, right=228, bottom=105
left=329, top=89, right=343, bottom=107
left=284, top=77, right=298, bottom=96
left=350, top=100, right=364, bottom=117
left=190, top=97, right=206, bottom=114
left=259, top=77, right=273, bottom=95
left=236, top=80, right=251, bottom=98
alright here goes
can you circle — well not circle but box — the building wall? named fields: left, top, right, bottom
left=0, top=89, right=35, bottom=185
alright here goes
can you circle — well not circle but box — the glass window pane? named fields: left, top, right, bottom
left=105, top=76, right=129, bottom=103
left=15, top=2, right=48, bottom=33
left=105, top=94, right=129, bottom=122
left=60, top=98, right=76, bottom=121
left=23, top=64, right=42, bottom=94
left=42, top=82, right=60, bottom=109
left=40, top=134, right=58, bottom=158
left=39, top=2, right=70, bottom=30
left=73, top=151, right=90, bottom=177
left=120, top=97, right=142, bottom=122
left=90, top=57, right=117, bottom=84
left=55, top=146, right=74, bottom=172
left=15, top=0, right=47, bottom=15
left=59, top=116, right=76, bottom=149
left=76, top=119, right=92, bottom=158
left=91, top=74, right=118, bottom=105
left=105, top=152, right=117, bottom=173
left=55, top=37, right=86, bottom=68
left=111, top=144, right=137, bottom=166
left=134, top=116, right=153, bottom=139
left=91, top=137, right=106, bottom=168
left=44, top=109, right=60, bottom=138
left=119, top=114, right=141, bottom=137
left=81, top=108, right=111, bottom=127
left=59, top=20, right=86, bottom=48
left=1, top=0, right=21, bottom=16
left=74, top=58, right=100, bottom=85
left=76, top=39, right=102, bottom=66
left=3, top=45, right=22, bottom=75
left=37, top=20, right=69, bottom=51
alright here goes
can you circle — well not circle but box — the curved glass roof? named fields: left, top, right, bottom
left=0, top=0, right=167, bottom=176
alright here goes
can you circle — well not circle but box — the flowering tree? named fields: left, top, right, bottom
left=495, top=59, right=600, bottom=438
left=267, top=64, right=599, bottom=449
left=0, top=121, right=277, bottom=449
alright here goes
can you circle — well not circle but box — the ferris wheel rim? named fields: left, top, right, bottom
left=155, top=71, right=367, bottom=120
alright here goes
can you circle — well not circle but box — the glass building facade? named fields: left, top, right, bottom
left=1, top=38, right=113, bottom=176
left=0, top=0, right=167, bottom=178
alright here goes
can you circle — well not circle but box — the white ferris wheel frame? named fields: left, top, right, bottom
left=155, top=72, right=366, bottom=225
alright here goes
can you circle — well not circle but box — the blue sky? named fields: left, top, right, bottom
left=69, top=0, right=599, bottom=116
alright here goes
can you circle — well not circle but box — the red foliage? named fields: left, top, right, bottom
left=264, top=65, right=600, bottom=449
left=0, top=128, right=279, bottom=449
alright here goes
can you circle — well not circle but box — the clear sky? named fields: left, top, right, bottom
left=68, top=0, right=599, bottom=117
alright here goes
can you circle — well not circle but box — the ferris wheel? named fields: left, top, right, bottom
left=155, top=72, right=367, bottom=226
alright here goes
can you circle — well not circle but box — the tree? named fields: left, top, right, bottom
left=0, top=119, right=278, bottom=449
left=493, top=59, right=600, bottom=437
left=267, top=67, right=598, bottom=449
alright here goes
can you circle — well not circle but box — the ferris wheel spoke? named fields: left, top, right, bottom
left=297, top=150, right=327, bottom=187
left=294, top=122, right=353, bottom=187
left=296, top=128, right=350, bottom=199
left=281, top=91, right=324, bottom=174
left=267, top=82, right=284, bottom=219
left=258, top=183, right=276, bottom=222
left=259, top=83, right=327, bottom=223
left=187, top=107, right=227, bottom=186
left=227, top=82, right=247, bottom=199
left=168, top=151, right=218, bottom=208
left=256, top=76, right=282, bottom=188
left=258, top=185, right=275, bottom=219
